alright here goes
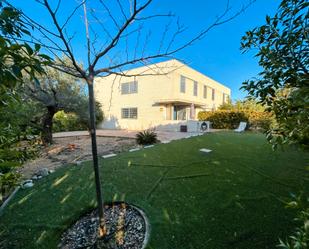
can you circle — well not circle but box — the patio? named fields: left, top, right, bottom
left=53, top=128, right=220, bottom=142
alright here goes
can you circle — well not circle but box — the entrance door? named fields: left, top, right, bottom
left=173, top=105, right=187, bottom=120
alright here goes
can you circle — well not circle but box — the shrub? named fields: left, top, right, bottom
left=278, top=194, right=308, bottom=249
left=198, top=111, right=248, bottom=129
left=53, top=102, right=104, bottom=133
left=0, top=161, right=20, bottom=174
left=53, top=111, right=87, bottom=132
left=198, top=110, right=274, bottom=130
left=136, top=130, right=158, bottom=145
left=0, top=172, right=20, bottom=203
left=0, top=146, right=38, bottom=204
left=247, top=111, right=274, bottom=130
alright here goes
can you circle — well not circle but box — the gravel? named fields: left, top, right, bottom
left=59, top=203, right=148, bottom=249
left=20, top=136, right=136, bottom=179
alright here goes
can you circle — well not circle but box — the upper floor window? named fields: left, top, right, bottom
left=121, top=107, right=138, bottom=119
left=212, top=88, right=215, bottom=101
left=203, top=85, right=207, bottom=98
left=222, top=93, right=230, bottom=104
left=193, top=81, right=198, bottom=96
left=180, top=75, right=186, bottom=93
left=121, top=81, right=138, bottom=94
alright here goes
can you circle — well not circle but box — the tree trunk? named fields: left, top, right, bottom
left=87, top=77, right=106, bottom=238
left=41, top=106, right=56, bottom=145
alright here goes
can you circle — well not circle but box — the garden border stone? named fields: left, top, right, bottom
left=102, top=153, right=117, bottom=159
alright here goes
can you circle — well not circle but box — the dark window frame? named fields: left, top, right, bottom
left=121, top=81, right=138, bottom=94
left=121, top=107, right=138, bottom=119
left=203, top=85, right=207, bottom=98
left=180, top=75, right=186, bottom=93
left=193, top=81, right=198, bottom=96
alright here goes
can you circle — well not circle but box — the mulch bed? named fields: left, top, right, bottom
left=59, top=203, right=148, bottom=249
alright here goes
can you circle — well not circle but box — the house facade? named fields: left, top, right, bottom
left=94, top=59, right=231, bottom=131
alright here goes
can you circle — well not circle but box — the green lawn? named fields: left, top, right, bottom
left=0, top=132, right=308, bottom=249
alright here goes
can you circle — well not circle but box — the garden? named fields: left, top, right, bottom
left=0, top=0, right=308, bottom=248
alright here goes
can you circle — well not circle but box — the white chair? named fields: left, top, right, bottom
left=234, top=122, right=247, bottom=132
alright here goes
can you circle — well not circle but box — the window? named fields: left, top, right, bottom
left=180, top=75, right=186, bottom=93
left=212, top=88, right=215, bottom=101
left=222, top=93, right=226, bottom=103
left=193, top=81, right=198, bottom=96
left=203, top=85, right=207, bottom=98
left=121, top=108, right=138, bottom=119
left=121, top=81, right=138, bottom=94
left=223, top=94, right=230, bottom=103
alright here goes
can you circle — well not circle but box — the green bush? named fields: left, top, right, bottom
left=136, top=130, right=158, bottom=145
left=0, top=146, right=36, bottom=163
left=0, top=161, right=20, bottom=174
left=53, top=111, right=86, bottom=132
left=53, top=102, right=104, bottom=132
left=0, top=137, right=38, bottom=204
left=0, top=146, right=38, bottom=204
left=198, top=110, right=274, bottom=130
left=198, top=111, right=248, bottom=129
left=0, top=172, right=20, bottom=203
left=247, top=111, right=274, bottom=130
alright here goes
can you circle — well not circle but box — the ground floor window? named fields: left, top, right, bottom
left=121, top=108, right=138, bottom=119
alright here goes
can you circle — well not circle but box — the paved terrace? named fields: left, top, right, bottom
left=53, top=129, right=220, bottom=142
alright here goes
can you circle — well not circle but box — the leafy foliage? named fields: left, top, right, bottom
left=198, top=110, right=274, bottom=130
left=22, top=63, right=103, bottom=143
left=0, top=89, right=41, bottom=204
left=241, top=0, right=309, bottom=149
left=278, top=194, right=309, bottom=249
left=0, top=131, right=39, bottom=203
left=198, top=111, right=248, bottom=129
left=0, top=3, right=49, bottom=203
left=72, top=100, right=104, bottom=130
left=248, top=111, right=274, bottom=130
left=53, top=111, right=85, bottom=132
left=52, top=106, right=104, bottom=133
left=0, top=171, right=20, bottom=203
left=136, top=130, right=158, bottom=145
left=0, top=3, right=50, bottom=92
left=218, top=99, right=266, bottom=112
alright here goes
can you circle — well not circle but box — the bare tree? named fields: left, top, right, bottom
left=5, top=0, right=255, bottom=240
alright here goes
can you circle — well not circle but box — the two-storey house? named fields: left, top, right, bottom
left=94, top=59, right=231, bottom=131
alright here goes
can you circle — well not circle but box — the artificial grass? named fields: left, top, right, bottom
left=0, top=132, right=308, bottom=249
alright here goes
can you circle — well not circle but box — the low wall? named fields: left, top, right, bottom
left=98, top=118, right=203, bottom=132
left=154, top=120, right=201, bottom=132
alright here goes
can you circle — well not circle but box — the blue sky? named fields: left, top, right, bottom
left=155, top=0, right=281, bottom=100
left=12, top=0, right=281, bottom=100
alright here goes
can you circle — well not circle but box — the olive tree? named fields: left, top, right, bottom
left=24, top=64, right=88, bottom=144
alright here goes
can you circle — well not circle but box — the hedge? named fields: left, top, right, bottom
left=198, top=110, right=273, bottom=130
left=246, top=111, right=274, bottom=130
